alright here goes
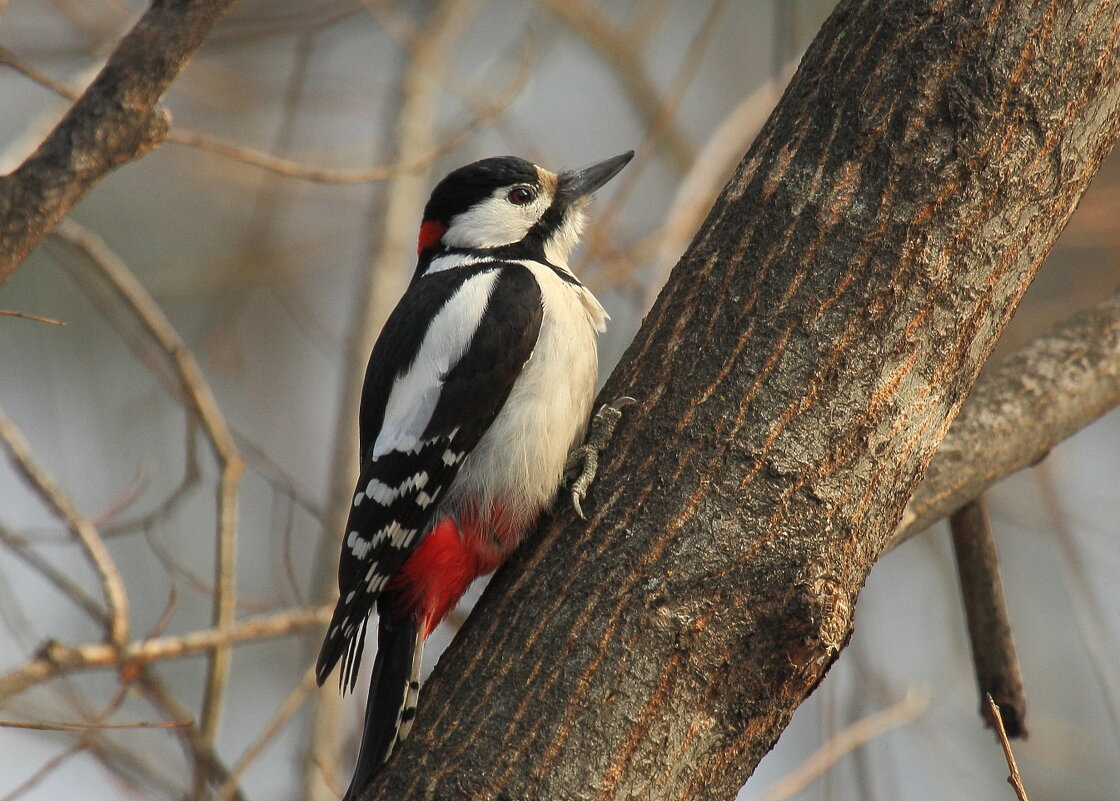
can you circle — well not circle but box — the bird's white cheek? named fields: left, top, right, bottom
left=444, top=195, right=541, bottom=248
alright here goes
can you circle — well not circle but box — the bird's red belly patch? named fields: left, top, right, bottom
left=388, top=504, right=525, bottom=636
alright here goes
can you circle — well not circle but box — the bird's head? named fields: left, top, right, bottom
left=415, top=151, right=633, bottom=271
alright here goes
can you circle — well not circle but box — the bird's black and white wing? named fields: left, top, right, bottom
left=316, top=262, right=543, bottom=688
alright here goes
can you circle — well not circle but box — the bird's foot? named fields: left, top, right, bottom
left=566, top=396, right=636, bottom=519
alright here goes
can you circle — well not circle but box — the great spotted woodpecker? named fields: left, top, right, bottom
left=315, top=151, right=633, bottom=799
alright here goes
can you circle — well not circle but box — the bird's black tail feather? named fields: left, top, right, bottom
left=343, top=615, right=423, bottom=801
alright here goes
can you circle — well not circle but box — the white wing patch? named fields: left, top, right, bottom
left=365, top=471, right=429, bottom=505
left=346, top=530, right=374, bottom=559
left=372, top=272, right=500, bottom=458
left=424, top=253, right=483, bottom=276
left=348, top=516, right=429, bottom=562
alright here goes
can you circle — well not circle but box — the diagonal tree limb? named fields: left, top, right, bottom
left=0, top=0, right=240, bottom=285
left=893, top=283, right=1120, bottom=548
left=365, top=2, right=1120, bottom=799
left=0, top=409, right=130, bottom=649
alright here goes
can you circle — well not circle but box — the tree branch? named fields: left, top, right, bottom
left=894, top=283, right=1120, bottom=546
left=50, top=218, right=245, bottom=751
left=364, top=2, right=1120, bottom=798
left=0, top=409, right=130, bottom=649
left=0, top=606, right=330, bottom=703
left=0, top=0, right=239, bottom=284
left=949, top=497, right=1027, bottom=737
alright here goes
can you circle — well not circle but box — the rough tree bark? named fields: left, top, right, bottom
left=895, top=284, right=1120, bottom=545
left=366, top=2, right=1120, bottom=800
left=0, top=0, right=239, bottom=285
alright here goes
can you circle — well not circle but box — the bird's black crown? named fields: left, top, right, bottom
left=422, top=156, right=540, bottom=224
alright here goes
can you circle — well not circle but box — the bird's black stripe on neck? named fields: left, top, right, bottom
left=431, top=246, right=583, bottom=286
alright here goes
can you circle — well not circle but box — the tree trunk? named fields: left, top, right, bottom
left=367, top=1, right=1120, bottom=799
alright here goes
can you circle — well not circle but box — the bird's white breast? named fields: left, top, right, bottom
left=445, top=261, right=607, bottom=536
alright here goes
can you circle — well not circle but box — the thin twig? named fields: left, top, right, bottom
left=749, top=689, right=930, bottom=801
left=538, top=0, right=694, bottom=172
left=580, top=0, right=729, bottom=268
left=214, top=667, right=320, bottom=801
left=0, top=527, right=234, bottom=796
left=134, top=671, right=247, bottom=801
left=986, top=694, right=1031, bottom=801
left=0, top=408, right=130, bottom=649
left=89, top=465, right=151, bottom=529
left=0, top=718, right=189, bottom=731
left=165, top=80, right=519, bottom=184
left=0, top=741, right=85, bottom=801
left=0, top=44, right=524, bottom=186
left=0, top=309, right=67, bottom=325
left=0, top=45, right=80, bottom=100
left=102, top=420, right=201, bottom=538
left=49, top=218, right=246, bottom=750
left=0, top=605, right=331, bottom=702
left=949, top=497, right=1027, bottom=737
left=5, top=669, right=148, bottom=801
left=0, top=524, right=107, bottom=624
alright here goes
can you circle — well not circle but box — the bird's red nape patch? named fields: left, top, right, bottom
left=416, top=220, right=447, bottom=255
left=388, top=505, right=518, bottom=637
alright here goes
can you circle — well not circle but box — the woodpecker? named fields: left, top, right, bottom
left=316, top=151, right=633, bottom=799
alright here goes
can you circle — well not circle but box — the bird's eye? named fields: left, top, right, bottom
left=507, top=186, right=535, bottom=205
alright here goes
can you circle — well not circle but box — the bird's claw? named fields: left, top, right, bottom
left=566, top=396, right=636, bottom=519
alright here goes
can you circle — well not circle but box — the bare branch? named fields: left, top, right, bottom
left=0, top=46, right=81, bottom=101
left=986, top=694, right=1031, bottom=801
left=0, top=741, right=85, bottom=801
left=0, top=408, right=130, bottom=648
left=0, top=524, right=107, bottom=625
left=49, top=217, right=246, bottom=748
left=0, top=0, right=241, bottom=284
left=165, top=68, right=525, bottom=184
left=0, top=43, right=528, bottom=186
left=133, top=671, right=246, bottom=801
left=949, top=498, right=1027, bottom=738
left=215, top=667, right=320, bottom=801
left=0, top=719, right=189, bottom=731
left=579, top=0, right=729, bottom=267
left=748, top=690, right=929, bottom=801
left=0, top=605, right=330, bottom=703
left=0, top=309, right=67, bottom=325
left=539, top=0, right=694, bottom=172
left=893, top=285, right=1120, bottom=547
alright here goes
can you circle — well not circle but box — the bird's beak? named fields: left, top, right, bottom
left=558, top=151, right=634, bottom=201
